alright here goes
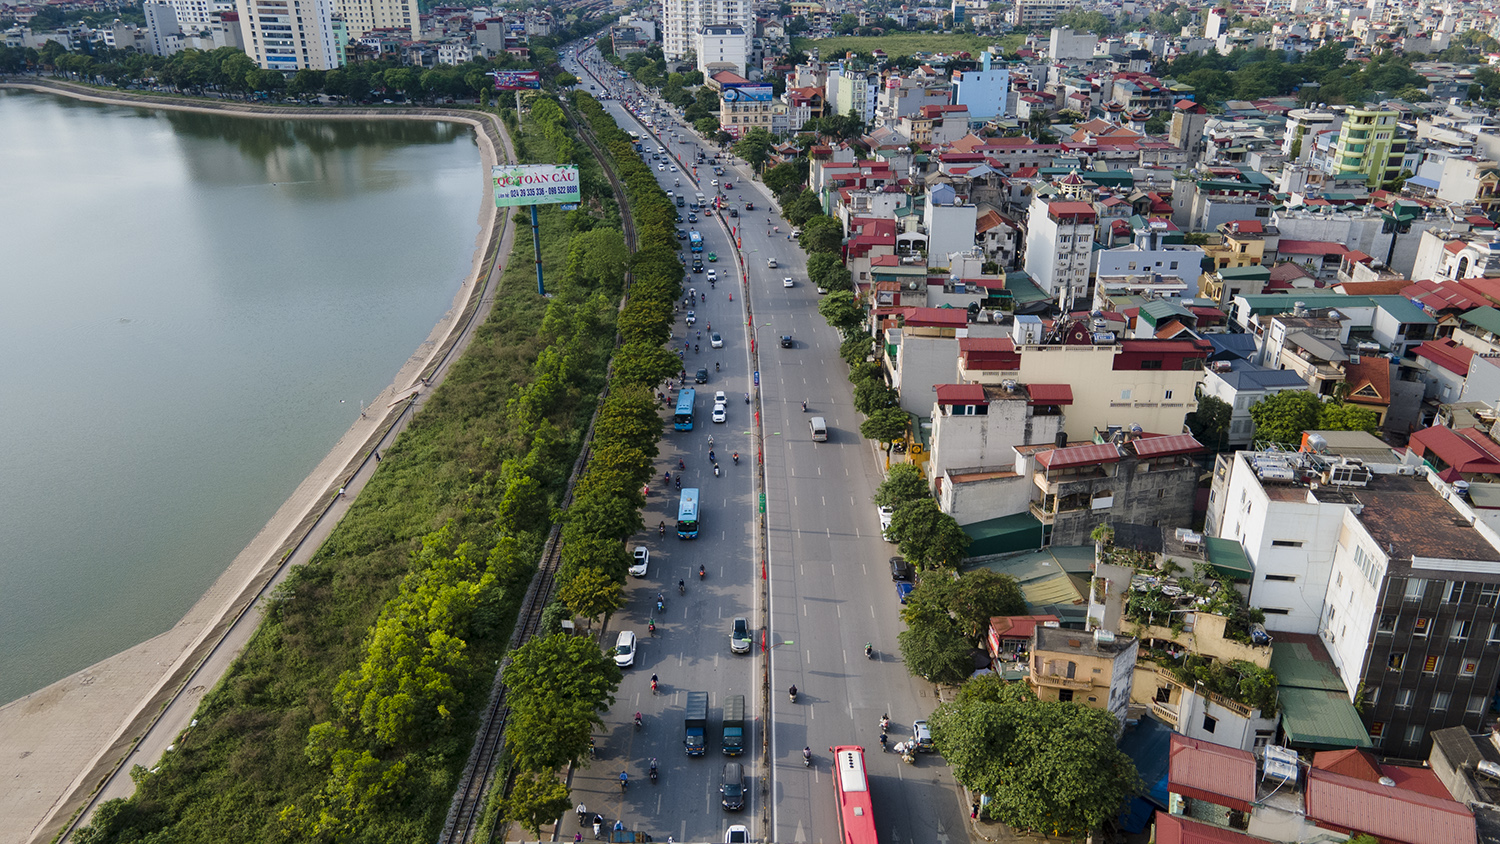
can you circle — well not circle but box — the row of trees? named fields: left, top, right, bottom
left=1167, top=44, right=1431, bottom=106
left=74, top=82, right=633, bottom=844
left=493, top=90, right=691, bottom=835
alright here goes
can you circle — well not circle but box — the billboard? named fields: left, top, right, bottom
left=721, top=85, right=773, bottom=104
left=490, top=70, right=541, bottom=90
left=492, top=164, right=581, bottom=208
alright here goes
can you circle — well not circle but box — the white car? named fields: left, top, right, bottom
left=783, top=277, right=794, bottom=288
left=712, top=405, right=728, bottom=423
left=878, top=506, right=895, bottom=541
left=714, top=390, right=727, bottom=404
left=630, top=546, right=649, bottom=577
left=658, top=164, right=665, bottom=171
left=710, top=332, right=723, bottom=348
left=613, top=630, right=637, bottom=667
left=725, top=826, right=749, bottom=844
left=706, top=269, right=718, bottom=282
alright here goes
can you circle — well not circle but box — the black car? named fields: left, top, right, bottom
left=780, top=335, right=793, bottom=348
left=745, top=202, right=754, bottom=210
left=890, top=556, right=913, bottom=582
left=729, top=209, right=738, bottom=218
left=695, top=368, right=709, bottom=384
left=677, top=229, right=688, bottom=239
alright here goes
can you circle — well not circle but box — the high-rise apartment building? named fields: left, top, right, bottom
left=236, top=0, right=340, bottom=70
left=335, top=0, right=417, bottom=41
left=1023, top=191, right=1097, bottom=311
left=143, top=2, right=183, bottom=55
left=1332, top=107, right=1407, bottom=188
left=661, top=0, right=753, bottom=66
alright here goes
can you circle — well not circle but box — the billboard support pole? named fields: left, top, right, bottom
left=531, top=204, right=545, bottom=296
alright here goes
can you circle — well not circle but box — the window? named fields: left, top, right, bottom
left=1058, top=689, right=1074, bottom=702
left=1262, top=608, right=1290, bottom=615
left=1140, top=360, right=1162, bottom=370
left=1121, top=389, right=1132, bottom=400
left=1272, top=540, right=1305, bottom=548
left=1395, top=688, right=1414, bottom=708
left=1481, top=584, right=1499, bottom=607
left=1469, top=695, right=1488, bottom=714
left=1491, top=622, right=1500, bottom=644
left=1452, top=619, right=1471, bottom=641
left=1405, top=578, right=1427, bottom=601
left=1413, top=617, right=1430, bottom=637
left=1388, top=653, right=1406, bottom=670
left=1460, top=660, right=1479, bottom=677
left=1423, top=655, right=1440, bottom=673
left=1164, top=390, right=1174, bottom=400
left=1447, top=582, right=1477, bottom=603
left=1370, top=721, right=1386, bottom=739
left=1405, top=725, right=1425, bottom=746
left=1170, top=261, right=1179, bottom=270
left=1202, top=714, right=1217, bottom=734
left=1377, top=614, right=1396, bottom=633
left=1432, top=691, right=1451, bottom=710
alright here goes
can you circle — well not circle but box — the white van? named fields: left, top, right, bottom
left=809, top=416, right=828, bottom=442
left=767, top=258, right=778, bottom=268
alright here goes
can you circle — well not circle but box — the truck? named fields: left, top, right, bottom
left=684, top=691, right=708, bottom=756
left=722, top=694, right=745, bottom=756
left=695, top=192, right=706, bottom=208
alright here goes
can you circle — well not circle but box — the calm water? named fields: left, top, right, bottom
left=0, top=90, right=483, bottom=704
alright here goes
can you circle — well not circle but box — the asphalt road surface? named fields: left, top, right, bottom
left=565, top=46, right=971, bottom=844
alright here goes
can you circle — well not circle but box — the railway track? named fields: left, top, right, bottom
left=437, top=89, right=640, bottom=844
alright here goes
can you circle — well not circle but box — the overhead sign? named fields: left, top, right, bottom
left=492, top=164, right=581, bottom=207
left=722, top=86, right=773, bottom=103
left=490, top=70, right=541, bottom=90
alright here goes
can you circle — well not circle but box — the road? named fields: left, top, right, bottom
left=565, top=44, right=971, bottom=844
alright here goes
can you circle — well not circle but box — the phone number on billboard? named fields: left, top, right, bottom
left=501, top=186, right=578, bottom=197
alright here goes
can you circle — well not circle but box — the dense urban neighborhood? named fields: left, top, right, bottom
left=11, top=0, right=1500, bottom=840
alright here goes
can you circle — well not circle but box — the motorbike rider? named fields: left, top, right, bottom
left=788, top=684, right=798, bottom=700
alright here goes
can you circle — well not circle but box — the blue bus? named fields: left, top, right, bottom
left=674, top=388, right=696, bottom=431
left=677, top=488, right=700, bottom=539
left=689, top=231, right=703, bottom=252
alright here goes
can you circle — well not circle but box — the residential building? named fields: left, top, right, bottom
left=1410, top=230, right=1500, bottom=286
left=695, top=23, right=747, bottom=75
left=661, top=0, right=752, bottom=64
left=235, top=0, right=341, bottom=70
left=1028, top=434, right=1205, bottom=546
left=876, top=73, right=952, bottom=128
left=825, top=61, right=879, bottom=125
left=1199, top=265, right=1271, bottom=310
left=1199, top=360, right=1312, bottom=446
left=1010, top=0, right=1071, bottom=28
left=1047, top=26, right=1096, bottom=63
left=1282, top=108, right=1342, bottom=163
left=143, top=2, right=182, bottom=54
left=1202, top=219, right=1281, bottom=272
left=1028, top=626, right=1138, bottom=723
left=1093, top=217, right=1204, bottom=291
left=951, top=55, right=1011, bottom=121
left=1331, top=106, right=1407, bottom=188
left=1022, top=193, right=1096, bottom=311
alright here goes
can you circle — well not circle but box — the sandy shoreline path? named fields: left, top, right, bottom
left=0, top=78, right=518, bottom=844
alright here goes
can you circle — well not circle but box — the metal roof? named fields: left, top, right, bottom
left=1306, top=768, right=1475, bottom=844
left=1025, top=383, right=1073, bottom=405
left=1130, top=434, right=1204, bottom=458
left=1169, top=734, right=1257, bottom=812
left=1037, top=442, right=1121, bottom=469
left=1277, top=687, right=1372, bottom=751
left=1460, top=305, right=1500, bottom=337
left=1270, top=642, right=1345, bottom=691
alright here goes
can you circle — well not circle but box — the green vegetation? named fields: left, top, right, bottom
left=791, top=32, right=1024, bottom=61
left=1184, top=394, right=1232, bottom=451
left=74, top=86, right=638, bottom=843
left=1166, top=45, right=1430, bottom=106
left=898, top=568, right=1024, bottom=683
left=1248, top=389, right=1378, bottom=444
left=930, top=676, right=1140, bottom=836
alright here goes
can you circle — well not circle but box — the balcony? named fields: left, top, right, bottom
left=1030, top=671, right=1095, bottom=691
left=1029, top=500, right=1056, bottom=524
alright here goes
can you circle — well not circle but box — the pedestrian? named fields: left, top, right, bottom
left=374, top=451, right=381, bottom=462
left=337, top=486, right=346, bottom=499
left=971, top=800, right=980, bottom=819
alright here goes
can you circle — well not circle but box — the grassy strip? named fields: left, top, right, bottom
left=76, top=103, right=623, bottom=844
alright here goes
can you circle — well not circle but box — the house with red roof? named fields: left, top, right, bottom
left=1410, top=338, right=1477, bottom=408
left=1408, top=424, right=1500, bottom=482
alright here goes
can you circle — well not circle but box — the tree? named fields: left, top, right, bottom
left=503, top=633, right=622, bottom=772
left=555, top=71, right=579, bottom=88
left=817, top=289, right=863, bottom=336
left=891, top=498, right=971, bottom=569
left=860, top=408, right=909, bottom=457
left=783, top=191, right=823, bottom=226
left=853, top=379, right=899, bottom=414
left=929, top=677, right=1139, bottom=837
left=906, top=569, right=1028, bottom=640
left=763, top=159, right=808, bottom=197
left=898, top=602, right=975, bottom=683
left=1247, top=390, right=1322, bottom=445
left=558, top=565, right=624, bottom=623
left=808, top=251, right=853, bottom=293
left=875, top=462, right=929, bottom=509
left=694, top=115, right=721, bottom=136
left=504, top=771, right=574, bottom=838
left=1318, top=401, right=1379, bottom=433
left=1185, top=394, right=1232, bottom=451
left=733, top=128, right=776, bottom=170
left=839, top=334, right=874, bottom=365
left=798, top=215, right=843, bottom=254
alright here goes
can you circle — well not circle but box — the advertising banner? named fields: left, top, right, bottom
left=492, top=164, right=581, bottom=207
left=490, top=70, right=541, bottom=90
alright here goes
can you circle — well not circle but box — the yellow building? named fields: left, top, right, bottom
left=1202, top=219, right=1278, bottom=270
left=1332, top=107, right=1406, bottom=188
left=1028, top=626, right=1138, bottom=722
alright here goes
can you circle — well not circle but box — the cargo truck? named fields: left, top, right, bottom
left=684, top=691, right=708, bottom=756
left=722, top=694, right=745, bottom=756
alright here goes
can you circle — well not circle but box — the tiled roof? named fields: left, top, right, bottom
left=1305, top=767, right=1475, bottom=844
left=1278, top=239, right=1349, bottom=256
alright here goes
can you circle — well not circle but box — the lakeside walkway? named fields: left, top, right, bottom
left=0, top=78, right=518, bottom=844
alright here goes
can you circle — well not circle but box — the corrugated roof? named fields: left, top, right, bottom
left=1204, top=536, right=1253, bottom=578
left=1370, top=295, right=1436, bottom=325
left=1169, top=734, right=1257, bottom=811
left=1278, top=239, right=1349, bottom=256
left=1271, top=642, right=1345, bottom=691
left=1037, top=442, right=1122, bottom=469
left=1130, top=434, right=1203, bottom=458
left=1278, top=687, right=1373, bottom=750
left=1305, top=767, right=1475, bottom=844
left=1154, top=813, right=1270, bottom=844
left=1460, top=305, right=1500, bottom=337
left=1026, top=383, right=1073, bottom=405
left=935, top=384, right=987, bottom=403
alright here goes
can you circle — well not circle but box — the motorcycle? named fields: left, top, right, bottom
left=659, top=523, right=666, bottom=537
left=714, top=463, right=720, bottom=477
left=649, top=759, right=659, bottom=782
left=656, top=596, right=665, bottom=614
left=634, top=712, right=643, bottom=730
left=620, top=772, right=629, bottom=791
left=864, top=643, right=875, bottom=659
left=803, top=748, right=813, bottom=768
left=699, top=564, right=706, bottom=580
left=880, top=714, right=890, bottom=733
left=732, top=452, right=739, bottom=465
left=788, top=685, right=798, bottom=703
left=648, top=620, right=656, bottom=636
left=678, top=580, right=686, bottom=595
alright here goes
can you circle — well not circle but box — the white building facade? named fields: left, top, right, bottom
left=662, top=0, right=754, bottom=64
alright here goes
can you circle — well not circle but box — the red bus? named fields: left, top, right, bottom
left=831, top=745, right=879, bottom=844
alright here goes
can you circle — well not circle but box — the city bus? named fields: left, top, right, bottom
left=832, top=746, right=878, bottom=844
left=677, top=488, right=700, bottom=539
left=674, top=387, right=696, bottom=431
left=689, top=231, right=704, bottom=253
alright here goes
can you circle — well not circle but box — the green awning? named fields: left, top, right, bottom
left=1204, top=537, right=1253, bottom=580
left=963, top=512, right=1045, bottom=557
left=1271, top=642, right=1347, bottom=690
left=1278, top=686, right=1372, bottom=750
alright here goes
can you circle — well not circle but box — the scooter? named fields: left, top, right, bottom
left=649, top=759, right=659, bottom=783
left=634, top=712, right=643, bottom=730
left=864, top=643, right=875, bottom=659
left=788, top=685, right=798, bottom=703
left=803, top=748, right=813, bottom=768
left=699, top=564, right=706, bottom=580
